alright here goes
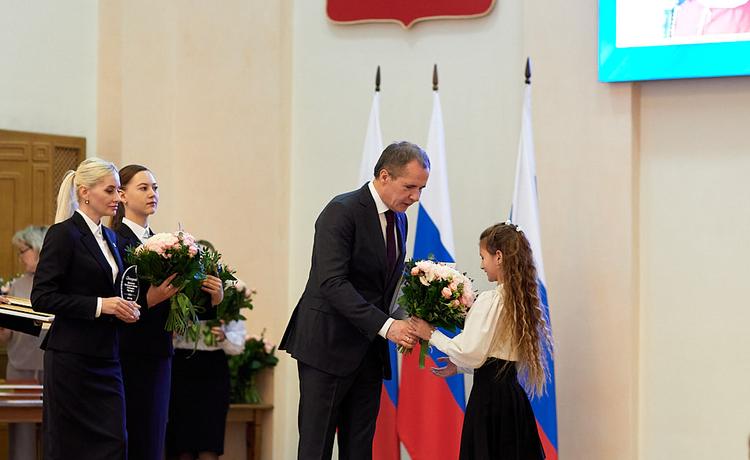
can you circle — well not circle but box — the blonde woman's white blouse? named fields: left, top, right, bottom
left=428, top=284, right=518, bottom=373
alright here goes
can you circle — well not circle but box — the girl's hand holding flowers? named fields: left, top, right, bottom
left=201, top=275, right=224, bottom=306
left=146, top=273, right=179, bottom=308
left=431, top=356, right=458, bottom=378
left=409, top=316, right=435, bottom=341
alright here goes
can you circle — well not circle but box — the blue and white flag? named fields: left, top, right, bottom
left=510, top=76, right=559, bottom=460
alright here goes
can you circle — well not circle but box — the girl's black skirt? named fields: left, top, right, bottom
left=460, top=358, right=545, bottom=460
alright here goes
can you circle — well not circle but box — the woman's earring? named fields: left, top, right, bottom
left=85, top=199, right=90, bottom=204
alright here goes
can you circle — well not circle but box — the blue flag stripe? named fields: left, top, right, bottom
left=413, top=205, right=455, bottom=264
left=529, top=279, right=558, bottom=447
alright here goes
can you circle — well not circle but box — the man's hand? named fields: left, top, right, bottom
left=386, top=319, right=417, bottom=349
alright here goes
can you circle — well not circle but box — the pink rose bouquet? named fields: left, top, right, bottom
left=125, top=230, right=204, bottom=334
left=399, top=259, right=475, bottom=368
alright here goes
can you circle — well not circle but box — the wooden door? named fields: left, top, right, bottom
left=0, top=130, right=85, bottom=281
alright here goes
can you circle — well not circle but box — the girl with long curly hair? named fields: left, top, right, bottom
left=409, top=222, right=553, bottom=460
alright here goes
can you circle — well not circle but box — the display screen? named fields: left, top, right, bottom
left=599, top=0, right=750, bottom=81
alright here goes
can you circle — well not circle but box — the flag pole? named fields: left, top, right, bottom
left=432, top=64, right=439, bottom=91
left=525, top=57, right=531, bottom=84
left=375, top=65, right=381, bottom=92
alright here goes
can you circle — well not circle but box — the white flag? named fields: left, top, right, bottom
left=511, top=83, right=545, bottom=281
left=358, top=92, right=383, bottom=185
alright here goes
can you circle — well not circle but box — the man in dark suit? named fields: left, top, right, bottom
left=280, top=141, right=430, bottom=460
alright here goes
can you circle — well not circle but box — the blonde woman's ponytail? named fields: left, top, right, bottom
left=53, top=158, right=119, bottom=224
left=54, top=170, right=78, bottom=223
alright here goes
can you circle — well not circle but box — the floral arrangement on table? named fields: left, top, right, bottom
left=0, top=275, right=19, bottom=295
left=228, top=331, right=278, bottom=404
left=398, top=259, right=476, bottom=368
left=198, top=279, right=254, bottom=346
left=125, top=231, right=235, bottom=335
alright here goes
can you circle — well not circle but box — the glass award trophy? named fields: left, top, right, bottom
left=120, top=265, right=140, bottom=302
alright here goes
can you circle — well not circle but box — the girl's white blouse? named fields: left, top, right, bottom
left=429, top=284, right=517, bottom=373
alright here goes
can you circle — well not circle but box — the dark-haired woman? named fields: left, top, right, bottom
left=111, top=164, right=178, bottom=460
left=112, top=164, right=224, bottom=460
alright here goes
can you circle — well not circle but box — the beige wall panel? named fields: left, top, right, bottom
left=97, top=1, right=291, bottom=458
left=522, top=0, right=639, bottom=458
left=639, top=77, right=750, bottom=460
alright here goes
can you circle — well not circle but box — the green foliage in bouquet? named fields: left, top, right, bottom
left=200, top=279, right=253, bottom=346
left=203, top=282, right=255, bottom=346
left=399, top=259, right=474, bottom=368
left=228, top=332, right=279, bottom=404
left=183, top=248, right=240, bottom=344
left=217, top=282, right=251, bottom=323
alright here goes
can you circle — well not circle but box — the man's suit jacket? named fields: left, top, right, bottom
left=114, top=224, right=174, bottom=357
left=31, top=211, right=124, bottom=359
left=280, top=183, right=406, bottom=379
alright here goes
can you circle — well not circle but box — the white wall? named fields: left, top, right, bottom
left=0, top=0, right=98, bottom=147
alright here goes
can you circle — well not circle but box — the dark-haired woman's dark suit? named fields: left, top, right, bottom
left=114, top=224, right=173, bottom=460
left=31, top=211, right=128, bottom=460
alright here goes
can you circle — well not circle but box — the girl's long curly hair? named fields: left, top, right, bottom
left=480, top=222, right=553, bottom=397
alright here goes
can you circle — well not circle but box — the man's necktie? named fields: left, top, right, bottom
left=385, top=210, right=396, bottom=273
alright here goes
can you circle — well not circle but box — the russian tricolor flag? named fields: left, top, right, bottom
left=396, top=89, right=466, bottom=460
left=510, top=61, right=558, bottom=459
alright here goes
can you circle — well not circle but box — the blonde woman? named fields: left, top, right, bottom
left=32, top=157, right=141, bottom=460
